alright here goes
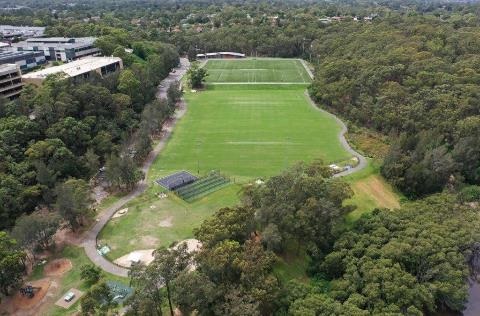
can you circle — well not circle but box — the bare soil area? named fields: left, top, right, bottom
left=44, top=259, right=73, bottom=277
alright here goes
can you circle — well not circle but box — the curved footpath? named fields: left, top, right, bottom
left=303, top=92, right=367, bottom=178
left=300, top=59, right=367, bottom=177
left=82, top=58, right=190, bottom=277
left=82, top=59, right=366, bottom=277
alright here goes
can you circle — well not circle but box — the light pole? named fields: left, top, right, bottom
left=196, top=139, right=202, bottom=175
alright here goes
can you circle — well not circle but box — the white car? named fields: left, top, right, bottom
left=64, top=292, right=75, bottom=302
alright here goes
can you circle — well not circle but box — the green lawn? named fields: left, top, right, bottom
left=98, top=184, right=241, bottom=260
left=99, top=59, right=351, bottom=261
left=205, top=58, right=312, bottom=83
left=149, top=85, right=350, bottom=181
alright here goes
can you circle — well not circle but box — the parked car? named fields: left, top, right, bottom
left=64, top=292, right=75, bottom=302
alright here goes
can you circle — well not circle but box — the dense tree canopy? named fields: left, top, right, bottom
left=308, top=15, right=480, bottom=197
left=244, top=160, right=353, bottom=268
left=0, top=36, right=178, bottom=229
left=303, top=194, right=480, bottom=314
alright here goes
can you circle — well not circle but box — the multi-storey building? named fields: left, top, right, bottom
left=13, top=37, right=100, bottom=62
left=0, top=50, right=46, bottom=71
left=22, top=57, right=123, bottom=86
left=0, top=64, right=23, bottom=99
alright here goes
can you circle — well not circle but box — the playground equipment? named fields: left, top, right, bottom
left=19, top=285, right=41, bottom=298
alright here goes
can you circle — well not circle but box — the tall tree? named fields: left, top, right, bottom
left=54, top=179, right=93, bottom=231
left=0, top=232, right=26, bottom=296
left=11, top=211, right=60, bottom=256
left=152, top=243, right=191, bottom=316
left=134, top=124, right=153, bottom=162
left=80, top=281, right=116, bottom=315
left=186, top=62, right=208, bottom=88
left=118, top=70, right=142, bottom=106
left=105, top=155, right=144, bottom=191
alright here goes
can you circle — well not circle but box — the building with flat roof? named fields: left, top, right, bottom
left=0, top=25, right=45, bottom=39
left=13, top=37, right=100, bottom=62
left=196, top=52, right=245, bottom=59
left=0, top=50, right=46, bottom=71
left=22, top=57, right=123, bottom=86
left=0, top=64, right=23, bottom=99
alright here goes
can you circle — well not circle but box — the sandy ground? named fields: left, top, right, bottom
left=114, top=249, right=156, bottom=268
left=12, top=279, right=51, bottom=310
left=175, top=239, right=202, bottom=271
left=158, top=216, right=173, bottom=227
left=112, top=208, right=129, bottom=219
left=175, top=239, right=202, bottom=253
left=113, top=239, right=202, bottom=268
left=54, top=288, right=83, bottom=309
left=0, top=278, right=56, bottom=316
left=44, top=259, right=72, bottom=277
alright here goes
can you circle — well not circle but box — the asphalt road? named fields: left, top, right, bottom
left=82, top=58, right=190, bottom=277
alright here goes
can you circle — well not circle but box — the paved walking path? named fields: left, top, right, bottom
left=304, top=91, right=367, bottom=178
left=82, top=58, right=190, bottom=277
left=299, top=59, right=367, bottom=177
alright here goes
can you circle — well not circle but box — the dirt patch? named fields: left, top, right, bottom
left=112, top=207, right=129, bottom=219
left=54, top=288, right=84, bottom=309
left=174, top=239, right=202, bottom=271
left=54, top=227, right=84, bottom=247
left=158, top=216, right=173, bottom=227
left=114, top=249, right=155, bottom=268
left=141, top=235, right=160, bottom=247
left=44, top=259, right=72, bottom=277
left=92, top=185, right=109, bottom=204
left=352, top=175, right=400, bottom=209
left=10, top=278, right=51, bottom=312
left=175, top=239, right=202, bottom=253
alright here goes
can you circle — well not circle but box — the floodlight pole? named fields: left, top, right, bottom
left=196, top=139, right=201, bottom=174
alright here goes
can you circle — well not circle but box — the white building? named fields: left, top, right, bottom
left=196, top=52, right=245, bottom=59
left=22, top=57, right=123, bottom=86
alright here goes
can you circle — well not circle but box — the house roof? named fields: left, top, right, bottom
left=22, top=57, right=121, bottom=80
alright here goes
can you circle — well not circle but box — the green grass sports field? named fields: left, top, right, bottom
left=99, top=59, right=354, bottom=260
left=204, top=58, right=312, bottom=83
left=149, top=84, right=350, bottom=179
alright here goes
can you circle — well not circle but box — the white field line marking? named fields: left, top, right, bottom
left=299, top=59, right=314, bottom=80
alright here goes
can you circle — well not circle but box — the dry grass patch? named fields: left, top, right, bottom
left=347, top=128, right=390, bottom=159
left=44, top=259, right=73, bottom=277
left=352, top=175, right=400, bottom=210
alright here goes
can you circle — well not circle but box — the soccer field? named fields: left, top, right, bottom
left=148, top=84, right=350, bottom=179
left=204, top=59, right=312, bottom=83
